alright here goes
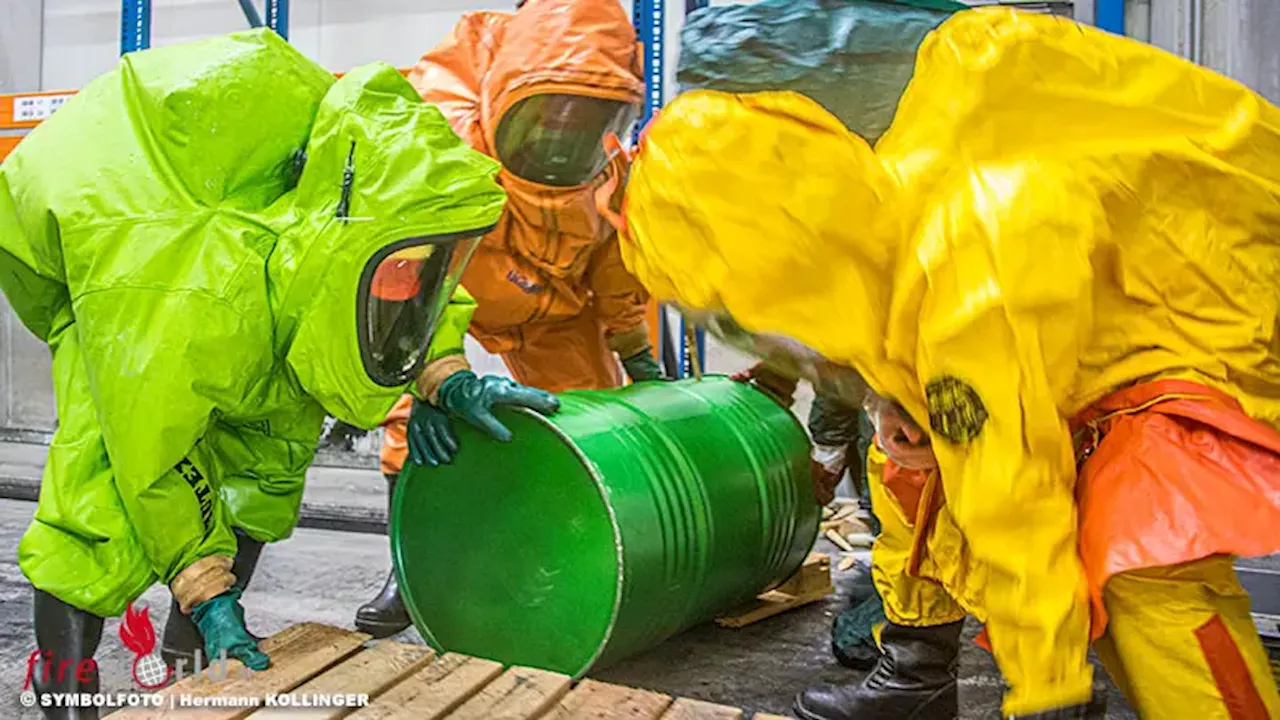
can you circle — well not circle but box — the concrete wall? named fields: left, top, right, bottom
left=1136, top=0, right=1280, bottom=104
left=0, top=0, right=56, bottom=435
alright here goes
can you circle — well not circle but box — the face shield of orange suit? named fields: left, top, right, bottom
left=405, top=0, right=651, bottom=393
left=495, top=93, right=639, bottom=187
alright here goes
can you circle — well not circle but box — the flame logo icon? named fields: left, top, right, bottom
left=118, top=603, right=172, bottom=690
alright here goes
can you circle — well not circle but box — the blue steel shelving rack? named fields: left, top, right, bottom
left=633, top=0, right=710, bottom=379
left=120, top=0, right=290, bottom=54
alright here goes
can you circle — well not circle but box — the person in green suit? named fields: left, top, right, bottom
left=0, top=28, right=557, bottom=719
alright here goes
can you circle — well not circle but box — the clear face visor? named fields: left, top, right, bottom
left=680, top=307, right=871, bottom=409
left=494, top=94, right=640, bottom=187
left=358, top=232, right=483, bottom=387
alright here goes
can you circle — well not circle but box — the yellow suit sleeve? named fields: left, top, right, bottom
left=911, top=164, right=1101, bottom=716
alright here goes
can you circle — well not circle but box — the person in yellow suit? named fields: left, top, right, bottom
left=604, top=8, right=1280, bottom=719
left=353, top=0, right=662, bottom=638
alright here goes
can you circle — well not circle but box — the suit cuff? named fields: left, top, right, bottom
left=607, top=322, right=651, bottom=360
left=170, top=555, right=235, bottom=614
left=414, top=353, right=471, bottom=405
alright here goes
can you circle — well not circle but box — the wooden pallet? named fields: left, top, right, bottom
left=715, top=553, right=834, bottom=629
left=105, top=623, right=794, bottom=720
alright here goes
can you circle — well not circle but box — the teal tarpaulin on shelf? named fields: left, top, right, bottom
left=677, top=0, right=967, bottom=144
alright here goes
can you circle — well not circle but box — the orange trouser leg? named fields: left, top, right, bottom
left=378, top=394, right=414, bottom=478
left=500, top=307, right=622, bottom=393
left=1094, top=556, right=1280, bottom=719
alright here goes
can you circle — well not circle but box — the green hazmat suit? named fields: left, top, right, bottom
left=0, top=28, right=505, bottom=618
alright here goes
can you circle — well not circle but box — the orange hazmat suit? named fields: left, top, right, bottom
left=380, top=0, right=652, bottom=476
left=614, top=8, right=1280, bottom=717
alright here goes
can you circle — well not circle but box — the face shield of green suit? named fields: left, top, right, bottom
left=0, top=30, right=535, bottom=677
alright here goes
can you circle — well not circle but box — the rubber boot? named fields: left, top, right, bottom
left=354, top=474, right=411, bottom=638
left=795, top=619, right=964, bottom=720
left=161, top=528, right=265, bottom=670
left=31, top=588, right=105, bottom=720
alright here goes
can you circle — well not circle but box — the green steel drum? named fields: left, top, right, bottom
left=390, top=376, right=819, bottom=677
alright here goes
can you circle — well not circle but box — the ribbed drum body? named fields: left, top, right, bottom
left=391, top=376, right=818, bottom=677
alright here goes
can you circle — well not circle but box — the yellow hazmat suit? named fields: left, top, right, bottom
left=614, top=8, right=1280, bottom=717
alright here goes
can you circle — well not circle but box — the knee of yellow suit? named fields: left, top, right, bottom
left=1097, top=557, right=1280, bottom=719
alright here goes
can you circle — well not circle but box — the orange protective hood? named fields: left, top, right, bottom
left=479, top=0, right=643, bottom=155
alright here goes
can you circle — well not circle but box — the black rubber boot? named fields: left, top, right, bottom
left=354, top=474, right=411, bottom=639
left=161, top=528, right=265, bottom=670
left=31, top=588, right=105, bottom=720
left=795, top=620, right=964, bottom=720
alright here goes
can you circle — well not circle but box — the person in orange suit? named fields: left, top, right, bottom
left=353, top=0, right=662, bottom=638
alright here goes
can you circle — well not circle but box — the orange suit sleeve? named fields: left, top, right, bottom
left=587, top=233, right=652, bottom=358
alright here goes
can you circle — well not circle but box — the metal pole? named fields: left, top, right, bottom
left=633, top=0, right=680, bottom=377
left=678, top=315, right=688, bottom=379
left=1186, top=0, right=1203, bottom=64
left=120, top=0, right=152, bottom=54
left=685, top=1, right=708, bottom=374
left=1095, top=0, right=1125, bottom=35
left=266, top=0, right=289, bottom=39
left=237, top=0, right=264, bottom=28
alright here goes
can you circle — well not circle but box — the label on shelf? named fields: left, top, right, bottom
left=12, top=93, right=75, bottom=123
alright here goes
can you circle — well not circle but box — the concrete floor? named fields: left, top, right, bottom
left=0, top=498, right=1136, bottom=719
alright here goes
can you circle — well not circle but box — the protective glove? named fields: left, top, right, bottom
left=810, top=456, right=843, bottom=507
left=621, top=349, right=664, bottom=383
left=406, top=399, right=458, bottom=467
left=191, top=588, right=270, bottom=671
left=730, top=362, right=798, bottom=406
left=437, top=370, right=561, bottom=443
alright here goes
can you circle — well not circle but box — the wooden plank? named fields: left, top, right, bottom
left=659, top=698, right=745, bottom=720
left=713, top=584, right=834, bottom=629
left=774, top=554, right=831, bottom=596
left=546, top=679, right=673, bottom=720
left=107, top=623, right=370, bottom=720
left=346, top=653, right=503, bottom=720
left=444, top=665, right=573, bottom=720
left=245, top=641, right=435, bottom=720
left=716, top=554, right=833, bottom=628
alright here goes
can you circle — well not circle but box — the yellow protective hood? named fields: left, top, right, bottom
left=620, top=90, right=911, bottom=399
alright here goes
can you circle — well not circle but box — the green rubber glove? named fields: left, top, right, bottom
left=621, top=349, right=664, bottom=382
left=191, top=588, right=270, bottom=671
left=437, top=371, right=561, bottom=443
left=406, top=399, right=458, bottom=466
